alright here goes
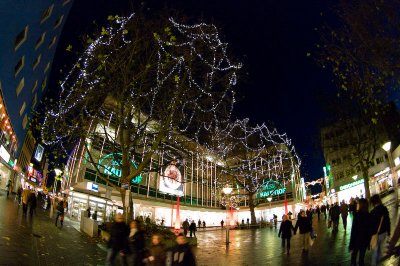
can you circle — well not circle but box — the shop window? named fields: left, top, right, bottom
left=48, top=36, right=57, bottom=49
left=33, top=54, right=41, bottom=70
left=54, top=15, right=64, bottom=29
left=40, top=4, right=54, bottom=24
left=16, top=77, right=24, bottom=96
left=19, top=101, right=26, bottom=116
left=15, top=26, right=28, bottom=51
left=35, top=32, right=46, bottom=50
left=22, top=114, right=28, bottom=129
left=14, top=56, right=25, bottom=77
left=31, top=80, right=38, bottom=93
left=44, top=62, right=50, bottom=74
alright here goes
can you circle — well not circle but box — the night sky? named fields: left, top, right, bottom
left=49, top=0, right=338, bottom=190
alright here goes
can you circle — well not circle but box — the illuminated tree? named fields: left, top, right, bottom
left=41, top=12, right=241, bottom=215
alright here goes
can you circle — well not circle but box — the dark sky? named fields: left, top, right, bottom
left=49, top=0, right=337, bottom=190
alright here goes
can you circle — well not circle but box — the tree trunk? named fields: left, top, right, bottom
left=362, top=168, right=371, bottom=200
left=248, top=192, right=257, bottom=225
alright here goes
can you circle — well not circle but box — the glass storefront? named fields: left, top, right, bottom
left=337, top=179, right=365, bottom=203
left=0, top=161, right=12, bottom=190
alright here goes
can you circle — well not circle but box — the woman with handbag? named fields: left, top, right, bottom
left=349, top=198, right=370, bottom=266
left=369, top=194, right=391, bottom=266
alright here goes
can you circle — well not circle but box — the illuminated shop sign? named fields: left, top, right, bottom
left=159, top=160, right=184, bottom=196
left=339, top=179, right=364, bottom=191
left=87, top=182, right=99, bottom=192
left=34, top=144, right=44, bottom=162
left=98, top=153, right=142, bottom=184
left=0, top=145, right=10, bottom=162
left=258, top=180, right=286, bottom=198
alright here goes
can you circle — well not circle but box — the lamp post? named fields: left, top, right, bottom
left=382, top=141, right=398, bottom=203
left=222, top=185, right=233, bottom=245
left=267, top=197, right=272, bottom=226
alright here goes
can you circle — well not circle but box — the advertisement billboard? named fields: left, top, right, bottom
left=159, top=163, right=184, bottom=196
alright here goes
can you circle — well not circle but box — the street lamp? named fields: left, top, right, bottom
left=222, top=184, right=233, bottom=245
left=382, top=141, right=398, bottom=203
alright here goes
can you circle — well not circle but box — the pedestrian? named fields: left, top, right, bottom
left=22, top=188, right=30, bottom=215
left=221, top=219, right=224, bottom=228
left=28, top=190, right=37, bottom=217
left=106, top=213, right=130, bottom=266
left=321, top=204, right=327, bottom=219
left=202, top=220, right=206, bottom=229
left=247, top=218, right=250, bottom=227
left=294, top=210, right=312, bottom=253
left=182, top=219, right=190, bottom=237
left=330, top=202, right=340, bottom=232
left=316, top=206, right=321, bottom=220
left=145, top=216, right=151, bottom=224
left=198, top=219, right=201, bottom=229
left=143, top=234, right=166, bottom=266
left=340, top=200, right=349, bottom=231
left=92, top=210, right=98, bottom=221
left=17, top=186, right=22, bottom=205
left=388, top=216, right=400, bottom=255
left=349, top=198, right=370, bottom=266
left=128, top=220, right=146, bottom=266
left=369, top=194, right=390, bottom=266
left=273, top=214, right=278, bottom=228
left=288, top=211, right=293, bottom=220
left=189, top=220, right=197, bottom=237
left=278, top=214, right=295, bottom=255
left=171, top=233, right=196, bottom=266
left=86, top=207, right=91, bottom=218
left=6, top=179, right=12, bottom=198
left=55, top=199, right=65, bottom=227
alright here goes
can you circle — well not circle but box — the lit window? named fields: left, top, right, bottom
left=32, top=94, right=37, bottom=109
left=41, top=77, right=47, bottom=91
left=31, top=80, right=38, bottom=93
left=33, top=54, right=41, bottom=70
left=22, top=114, right=28, bottom=129
left=63, top=0, right=72, bottom=6
left=19, top=102, right=26, bottom=116
left=15, top=26, right=28, bottom=51
left=48, top=36, right=57, bottom=49
left=35, top=32, right=46, bottom=50
left=44, top=62, right=50, bottom=74
left=16, top=78, right=24, bottom=96
left=54, top=15, right=64, bottom=29
left=14, top=56, right=25, bottom=77
left=40, top=4, right=54, bottom=24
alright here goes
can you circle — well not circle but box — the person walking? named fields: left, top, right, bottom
left=340, top=200, right=349, bottom=231
left=316, top=206, right=321, bottom=221
left=128, top=220, right=146, bottom=266
left=349, top=198, right=370, bottom=266
left=6, top=179, right=12, bottom=198
left=278, top=214, right=295, bottom=255
left=171, top=234, right=196, bottom=266
left=202, top=220, right=206, bottom=229
left=321, top=204, right=327, bottom=220
left=143, top=234, right=166, bottom=266
left=16, top=186, right=22, bottom=205
left=22, top=188, right=30, bottom=215
left=189, top=220, right=197, bottom=237
left=369, top=194, right=390, bottom=266
left=198, top=219, right=201, bottom=229
left=330, top=202, right=340, bottom=232
left=294, top=210, right=312, bottom=253
left=28, top=190, right=37, bottom=217
left=106, top=213, right=130, bottom=266
left=182, top=219, right=190, bottom=237
left=220, top=220, right=224, bottom=228
left=55, top=199, right=65, bottom=227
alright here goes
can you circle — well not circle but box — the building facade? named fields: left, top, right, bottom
left=0, top=0, right=74, bottom=190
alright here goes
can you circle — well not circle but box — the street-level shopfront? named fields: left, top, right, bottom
left=0, top=145, right=15, bottom=191
left=369, top=168, right=392, bottom=195
left=337, top=179, right=365, bottom=203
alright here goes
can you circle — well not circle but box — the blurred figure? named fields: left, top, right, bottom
left=294, top=210, right=312, bottom=253
left=330, top=202, right=340, bottom=232
left=340, top=200, right=349, bottom=231
left=189, top=220, right=197, bottom=237
left=106, top=214, right=130, bottom=266
left=172, top=234, right=196, bottom=266
left=278, top=214, right=295, bottom=255
left=55, top=199, right=65, bottom=227
left=128, top=220, right=146, bottom=266
left=349, top=198, right=370, bottom=266
left=6, top=179, right=12, bottom=198
left=143, top=234, right=166, bottom=266
left=28, top=190, right=37, bottom=217
left=182, top=219, right=189, bottom=237
left=369, top=194, right=390, bottom=266
left=22, top=188, right=31, bottom=215
left=320, top=204, right=327, bottom=220
left=220, top=220, right=224, bottom=228
left=202, top=220, right=206, bottom=229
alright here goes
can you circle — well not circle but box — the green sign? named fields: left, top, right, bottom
left=258, top=180, right=286, bottom=198
left=98, top=153, right=142, bottom=184
left=8, top=159, right=14, bottom=167
left=339, top=179, right=364, bottom=191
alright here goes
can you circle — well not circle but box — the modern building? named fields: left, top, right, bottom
left=61, top=113, right=304, bottom=226
left=320, top=106, right=400, bottom=203
left=0, top=0, right=74, bottom=190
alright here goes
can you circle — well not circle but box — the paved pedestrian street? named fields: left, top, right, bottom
left=0, top=190, right=399, bottom=265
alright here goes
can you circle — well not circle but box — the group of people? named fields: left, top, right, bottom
left=20, top=186, right=37, bottom=217
left=107, top=214, right=196, bottom=266
left=182, top=219, right=197, bottom=237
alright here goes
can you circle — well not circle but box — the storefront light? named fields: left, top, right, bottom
left=352, top=175, right=358, bottom=180
left=382, top=141, right=391, bottom=152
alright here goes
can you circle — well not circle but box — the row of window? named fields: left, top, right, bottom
left=329, top=154, right=387, bottom=167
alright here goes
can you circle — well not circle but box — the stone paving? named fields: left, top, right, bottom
left=0, top=189, right=399, bottom=266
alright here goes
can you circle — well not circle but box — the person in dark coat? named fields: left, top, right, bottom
left=321, top=204, right=327, bottom=219
left=278, top=214, right=295, bottom=255
left=340, top=201, right=349, bottom=231
left=28, top=191, right=37, bottom=217
left=330, top=202, right=340, bottom=232
left=369, top=194, right=391, bottom=266
left=349, top=198, right=370, bottom=266
left=294, top=210, right=312, bottom=253
left=128, top=220, right=146, bottom=266
left=55, top=200, right=65, bottom=227
left=189, top=220, right=197, bottom=237
left=182, top=219, right=190, bottom=237
left=172, top=234, right=196, bottom=266
left=106, top=214, right=130, bottom=266
left=143, top=234, right=166, bottom=266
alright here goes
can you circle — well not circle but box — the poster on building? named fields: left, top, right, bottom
left=159, top=162, right=184, bottom=196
